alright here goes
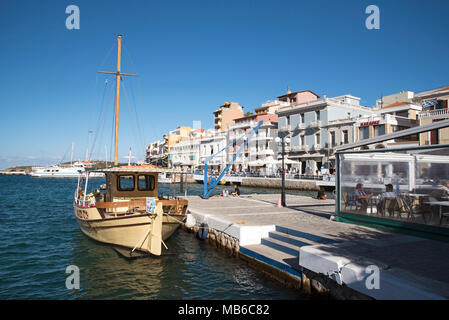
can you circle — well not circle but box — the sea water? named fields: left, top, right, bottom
left=0, top=175, right=311, bottom=300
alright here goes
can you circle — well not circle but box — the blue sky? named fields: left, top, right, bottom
left=1, top=0, right=448, bottom=169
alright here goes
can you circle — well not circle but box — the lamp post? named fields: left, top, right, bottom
left=275, top=135, right=290, bottom=207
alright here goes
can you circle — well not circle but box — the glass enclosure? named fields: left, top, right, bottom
left=337, top=145, right=449, bottom=233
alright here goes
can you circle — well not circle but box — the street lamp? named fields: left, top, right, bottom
left=275, top=134, right=290, bottom=207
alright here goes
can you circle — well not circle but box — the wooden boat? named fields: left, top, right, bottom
left=73, top=166, right=187, bottom=256
left=73, top=35, right=188, bottom=256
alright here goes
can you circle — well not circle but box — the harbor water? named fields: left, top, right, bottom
left=0, top=175, right=316, bottom=300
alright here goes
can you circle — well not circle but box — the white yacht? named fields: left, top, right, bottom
left=29, top=161, right=104, bottom=178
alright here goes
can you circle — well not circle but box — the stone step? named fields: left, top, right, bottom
left=240, top=244, right=302, bottom=279
left=261, top=237, right=303, bottom=256
left=268, top=230, right=315, bottom=248
left=275, top=225, right=337, bottom=244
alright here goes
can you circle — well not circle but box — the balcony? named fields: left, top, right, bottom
left=257, top=149, right=274, bottom=156
left=255, top=135, right=273, bottom=141
left=312, top=144, right=322, bottom=150
left=291, top=145, right=309, bottom=152
left=278, top=125, right=290, bottom=132
left=309, top=120, right=322, bottom=128
left=293, top=122, right=306, bottom=130
left=419, top=108, right=449, bottom=120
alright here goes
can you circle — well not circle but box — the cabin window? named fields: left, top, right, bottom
left=117, top=175, right=135, bottom=191
left=138, top=175, right=155, bottom=191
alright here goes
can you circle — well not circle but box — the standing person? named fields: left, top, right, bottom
left=231, top=184, right=240, bottom=197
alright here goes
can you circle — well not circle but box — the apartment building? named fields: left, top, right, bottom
left=413, top=85, right=449, bottom=145
left=145, top=139, right=166, bottom=166
left=354, top=92, right=422, bottom=149
left=198, top=130, right=227, bottom=171
left=227, top=112, right=278, bottom=174
left=213, top=102, right=244, bottom=132
left=277, top=93, right=374, bottom=174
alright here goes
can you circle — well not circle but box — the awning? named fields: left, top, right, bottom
left=288, top=154, right=324, bottom=159
left=248, top=160, right=265, bottom=167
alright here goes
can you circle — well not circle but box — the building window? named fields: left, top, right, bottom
left=316, top=133, right=321, bottom=145
left=330, top=132, right=336, bottom=147
left=359, top=126, right=370, bottom=140
left=374, top=124, right=386, bottom=136
left=301, top=135, right=305, bottom=146
left=343, top=130, right=349, bottom=144
left=316, top=111, right=320, bottom=121
left=395, top=111, right=409, bottom=118
left=300, top=113, right=304, bottom=123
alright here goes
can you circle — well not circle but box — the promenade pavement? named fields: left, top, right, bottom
left=183, top=194, right=449, bottom=299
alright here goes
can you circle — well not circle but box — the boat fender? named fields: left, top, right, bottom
left=197, top=222, right=209, bottom=240
left=185, top=214, right=196, bottom=228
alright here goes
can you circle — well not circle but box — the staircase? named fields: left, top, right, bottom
left=240, top=226, right=337, bottom=279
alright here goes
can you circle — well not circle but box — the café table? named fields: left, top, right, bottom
left=424, top=201, right=449, bottom=226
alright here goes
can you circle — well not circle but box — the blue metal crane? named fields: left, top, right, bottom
left=202, top=121, right=263, bottom=198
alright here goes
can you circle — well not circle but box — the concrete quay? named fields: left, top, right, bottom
left=182, top=193, right=449, bottom=300
left=190, top=174, right=333, bottom=191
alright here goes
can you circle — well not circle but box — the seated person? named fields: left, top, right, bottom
left=354, top=183, right=371, bottom=212
left=317, top=190, right=327, bottom=200
left=430, top=180, right=449, bottom=201
left=231, top=184, right=241, bottom=197
left=376, top=184, right=397, bottom=215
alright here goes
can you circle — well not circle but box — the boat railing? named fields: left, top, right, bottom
left=75, top=198, right=188, bottom=214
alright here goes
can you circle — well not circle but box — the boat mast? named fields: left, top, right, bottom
left=98, top=35, right=138, bottom=166
left=114, top=35, right=122, bottom=166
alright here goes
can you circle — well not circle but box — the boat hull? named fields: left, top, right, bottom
left=74, top=206, right=185, bottom=254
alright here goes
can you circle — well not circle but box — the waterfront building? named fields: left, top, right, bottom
left=375, top=90, right=415, bottom=107
left=227, top=111, right=278, bottom=175
left=145, top=139, right=167, bottom=166
left=169, top=128, right=228, bottom=172
left=354, top=93, right=422, bottom=149
left=213, top=102, right=244, bottom=132
left=170, top=131, right=201, bottom=171
left=145, top=126, right=192, bottom=167
left=277, top=92, right=374, bottom=174
left=164, top=126, right=192, bottom=168
left=198, top=130, right=227, bottom=172
left=413, top=85, right=449, bottom=145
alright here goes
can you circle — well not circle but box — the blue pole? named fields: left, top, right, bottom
left=203, top=162, right=208, bottom=198
left=203, top=121, right=263, bottom=198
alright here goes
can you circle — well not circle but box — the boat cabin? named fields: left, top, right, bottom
left=77, top=166, right=182, bottom=204
left=104, top=170, right=158, bottom=201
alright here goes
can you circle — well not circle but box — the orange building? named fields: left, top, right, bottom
left=213, top=102, right=244, bottom=132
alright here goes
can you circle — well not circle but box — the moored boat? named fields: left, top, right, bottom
left=29, top=161, right=104, bottom=178
left=72, top=34, right=189, bottom=256
left=73, top=165, right=187, bottom=256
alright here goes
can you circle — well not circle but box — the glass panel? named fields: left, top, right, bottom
left=338, top=145, right=449, bottom=229
left=138, top=175, right=155, bottom=191
left=359, top=126, right=370, bottom=140
left=374, top=124, right=385, bottom=136
left=117, top=175, right=135, bottom=191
